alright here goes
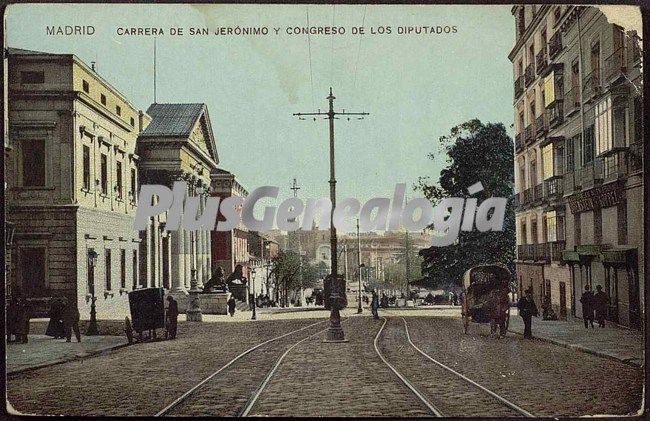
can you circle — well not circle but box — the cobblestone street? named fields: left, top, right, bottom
left=7, top=313, right=643, bottom=417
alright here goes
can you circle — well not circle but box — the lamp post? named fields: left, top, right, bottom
left=358, top=264, right=365, bottom=314
left=250, top=267, right=257, bottom=320
left=86, top=249, right=99, bottom=335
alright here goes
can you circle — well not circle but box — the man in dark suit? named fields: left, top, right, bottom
left=517, top=288, right=538, bottom=339
left=166, top=296, right=179, bottom=340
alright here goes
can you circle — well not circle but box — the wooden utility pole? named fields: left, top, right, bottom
left=293, top=88, right=368, bottom=342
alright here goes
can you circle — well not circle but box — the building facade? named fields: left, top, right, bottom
left=6, top=48, right=148, bottom=318
left=137, top=103, right=219, bottom=302
left=510, top=5, right=643, bottom=327
left=210, top=168, right=250, bottom=279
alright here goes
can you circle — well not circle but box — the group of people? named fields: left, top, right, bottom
left=580, top=284, right=609, bottom=328
left=6, top=297, right=31, bottom=343
left=45, top=297, right=82, bottom=343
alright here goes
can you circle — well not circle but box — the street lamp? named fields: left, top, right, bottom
left=358, top=264, right=365, bottom=314
left=250, top=267, right=257, bottom=320
left=86, top=248, right=99, bottom=336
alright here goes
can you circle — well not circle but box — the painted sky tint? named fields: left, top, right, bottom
left=6, top=3, right=515, bottom=208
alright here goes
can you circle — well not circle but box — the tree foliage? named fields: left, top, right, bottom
left=417, top=119, right=516, bottom=288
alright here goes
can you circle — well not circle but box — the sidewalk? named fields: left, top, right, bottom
left=6, top=335, right=127, bottom=375
left=508, top=315, right=644, bottom=368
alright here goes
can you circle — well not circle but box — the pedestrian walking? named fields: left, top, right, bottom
left=517, top=288, right=538, bottom=339
left=45, top=297, right=66, bottom=339
left=580, top=285, right=595, bottom=328
left=166, top=295, right=179, bottom=339
left=14, top=298, right=31, bottom=343
left=227, top=296, right=237, bottom=317
left=6, top=297, right=19, bottom=343
left=593, top=285, right=608, bottom=328
left=371, top=290, right=380, bottom=320
left=62, top=299, right=81, bottom=343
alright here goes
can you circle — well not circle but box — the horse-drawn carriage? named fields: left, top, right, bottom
left=461, top=265, right=511, bottom=337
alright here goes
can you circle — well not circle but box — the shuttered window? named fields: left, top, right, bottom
left=545, top=211, right=557, bottom=242
left=595, top=97, right=612, bottom=155
left=544, top=72, right=555, bottom=107
left=542, top=144, right=554, bottom=180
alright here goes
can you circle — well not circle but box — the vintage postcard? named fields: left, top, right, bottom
left=2, top=2, right=646, bottom=418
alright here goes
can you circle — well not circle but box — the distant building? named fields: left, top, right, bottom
left=510, top=5, right=643, bottom=327
left=210, top=168, right=249, bottom=278
left=6, top=48, right=148, bottom=317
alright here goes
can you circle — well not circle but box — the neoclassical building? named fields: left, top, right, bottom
left=136, top=103, right=219, bottom=304
left=6, top=48, right=147, bottom=318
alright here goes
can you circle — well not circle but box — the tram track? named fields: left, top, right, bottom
left=374, top=315, right=535, bottom=417
left=155, top=319, right=330, bottom=417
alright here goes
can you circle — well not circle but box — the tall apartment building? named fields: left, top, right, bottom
left=6, top=48, right=149, bottom=318
left=510, top=5, right=643, bottom=328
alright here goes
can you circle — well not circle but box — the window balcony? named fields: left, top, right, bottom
left=548, top=240, right=566, bottom=262
left=564, top=86, right=581, bottom=117
left=535, top=243, right=549, bottom=262
left=583, top=70, right=602, bottom=101
left=535, top=113, right=548, bottom=138
left=548, top=101, right=564, bottom=128
left=544, top=177, right=564, bottom=200
left=517, top=244, right=535, bottom=261
left=604, top=46, right=627, bottom=85
left=523, top=124, right=536, bottom=145
left=524, top=64, right=536, bottom=87
left=563, top=171, right=577, bottom=195
left=629, top=142, right=643, bottom=172
left=549, top=32, right=562, bottom=59
left=579, top=158, right=604, bottom=190
left=523, top=188, right=533, bottom=205
left=515, top=133, right=523, bottom=152
left=603, top=151, right=628, bottom=182
left=533, top=183, right=544, bottom=202
left=536, top=49, right=549, bottom=76
left=514, top=75, right=524, bottom=99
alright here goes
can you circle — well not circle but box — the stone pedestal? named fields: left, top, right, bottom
left=168, top=290, right=189, bottom=313
left=200, top=292, right=230, bottom=315
left=397, top=298, right=406, bottom=307
left=406, top=300, right=415, bottom=308
left=186, top=289, right=203, bottom=322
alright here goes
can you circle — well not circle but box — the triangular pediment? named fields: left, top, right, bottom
left=188, top=107, right=219, bottom=166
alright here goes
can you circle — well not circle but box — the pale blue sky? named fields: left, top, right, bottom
left=6, top=4, right=515, bottom=212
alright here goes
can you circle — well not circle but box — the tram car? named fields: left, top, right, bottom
left=461, top=265, right=511, bottom=337
left=128, top=287, right=165, bottom=341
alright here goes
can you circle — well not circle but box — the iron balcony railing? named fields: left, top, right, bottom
left=536, top=49, right=549, bottom=76
left=549, top=240, right=566, bottom=262
left=604, top=46, right=627, bottom=83
left=535, top=243, right=549, bottom=262
left=524, top=64, right=535, bottom=87
left=524, top=124, right=536, bottom=144
left=548, top=101, right=564, bottom=128
left=523, top=188, right=533, bottom=205
left=564, top=86, right=581, bottom=116
left=533, top=183, right=544, bottom=202
left=535, top=113, right=548, bottom=138
left=514, top=75, right=524, bottom=99
left=549, top=32, right=562, bottom=59
left=544, top=177, right=564, bottom=199
left=603, top=151, right=628, bottom=181
left=629, top=142, right=643, bottom=172
left=515, top=133, right=523, bottom=151
left=563, top=171, right=577, bottom=195
left=583, top=69, right=602, bottom=100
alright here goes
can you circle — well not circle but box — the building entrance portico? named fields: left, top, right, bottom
left=136, top=103, right=220, bottom=307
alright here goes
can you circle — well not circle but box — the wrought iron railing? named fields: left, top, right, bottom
left=535, top=113, right=548, bottom=138
left=534, top=183, right=543, bottom=202
left=564, top=86, right=581, bottom=116
left=549, top=241, right=565, bottom=262
left=548, top=101, right=563, bottom=127
left=536, top=49, right=548, bottom=76
left=514, top=75, right=524, bottom=99
left=604, top=46, right=627, bottom=83
left=549, top=32, right=562, bottom=59
left=524, top=64, right=535, bottom=87
left=515, top=133, right=523, bottom=151
left=544, top=177, right=563, bottom=199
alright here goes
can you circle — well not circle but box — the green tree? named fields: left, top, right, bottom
left=417, top=119, right=515, bottom=288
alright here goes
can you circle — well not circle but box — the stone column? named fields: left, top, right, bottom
left=196, top=196, right=204, bottom=285
left=184, top=229, right=191, bottom=289
left=171, top=228, right=185, bottom=292
left=152, top=216, right=160, bottom=287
